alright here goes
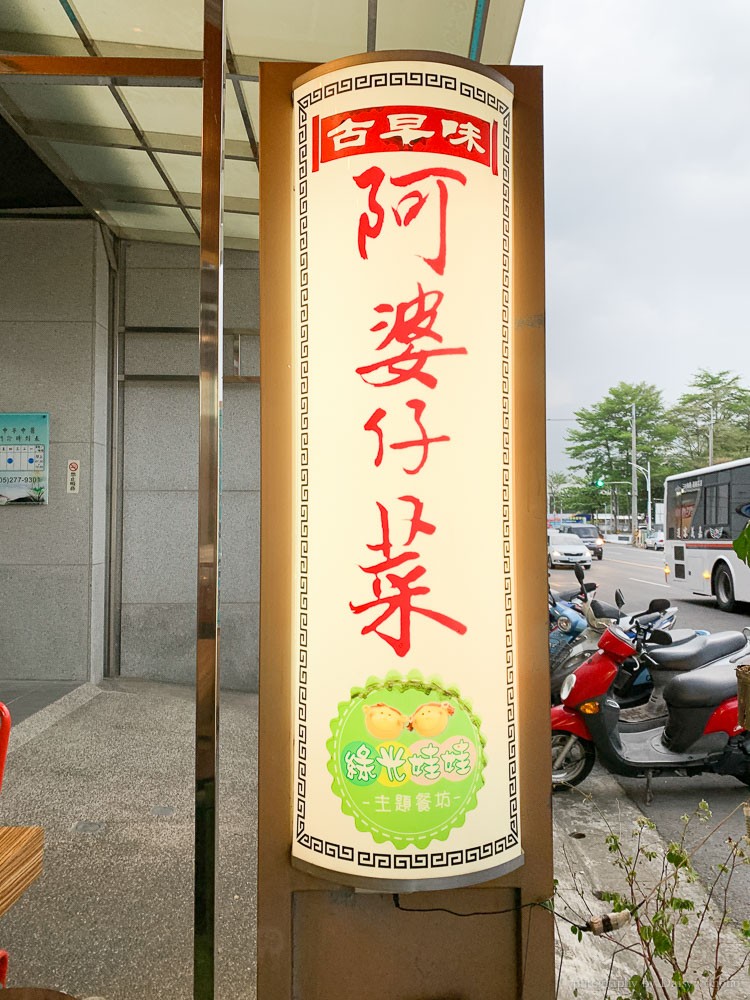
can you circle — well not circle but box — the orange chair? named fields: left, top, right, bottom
left=0, top=701, right=12, bottom=986
left=0, top=702, right=10, bottom=794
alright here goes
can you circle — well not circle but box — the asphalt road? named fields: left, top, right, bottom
left=551, top=544, right=750, bottom=930
left=550, top=543, right=750, bottom=634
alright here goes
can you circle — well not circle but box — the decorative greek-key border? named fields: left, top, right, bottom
left=293, top=68, right=517, bottom=873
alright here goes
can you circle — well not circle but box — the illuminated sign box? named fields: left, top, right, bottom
left=291, top=54, right=521, bottom=889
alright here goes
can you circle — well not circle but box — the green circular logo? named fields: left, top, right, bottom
left=327, top=671, right=485, bottom=849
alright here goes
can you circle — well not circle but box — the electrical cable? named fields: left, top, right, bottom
left=391, top=893, right=612, bottom=935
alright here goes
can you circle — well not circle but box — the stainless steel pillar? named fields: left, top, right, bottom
left=194, top=1, right=225, bottom=997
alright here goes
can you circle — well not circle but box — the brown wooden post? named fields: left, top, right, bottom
left=258, top=60, right=552, bottom=1000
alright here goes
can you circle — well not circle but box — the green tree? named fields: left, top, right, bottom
left=547, top=471, right=604, bottom=518
left=564, top=382, right=677, bottom=519
left=547, top=470, right=569, bottom=514
left=666, top=369, right=750, bottom=467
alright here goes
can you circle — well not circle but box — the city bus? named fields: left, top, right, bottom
left=664, top=457, right=750, bottom=611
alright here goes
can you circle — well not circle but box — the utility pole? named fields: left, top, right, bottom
left=708, top=404, right=715, bottom=466
left=632, top=460, right=652, bottom=531
left=631, top=403, right=638, bottom=541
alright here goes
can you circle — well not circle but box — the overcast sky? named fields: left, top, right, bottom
left=512, top=0, right=750, bottom=473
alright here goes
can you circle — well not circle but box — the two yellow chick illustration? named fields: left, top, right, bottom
left=363, top=699, right=455, bottom=740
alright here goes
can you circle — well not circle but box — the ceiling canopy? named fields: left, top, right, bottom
left=0, top=1, right=525, bottom=249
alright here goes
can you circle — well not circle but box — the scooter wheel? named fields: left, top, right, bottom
left=552, top=730, right=595, bottom=788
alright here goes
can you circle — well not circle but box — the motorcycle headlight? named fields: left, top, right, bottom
left=558, top=616, right=573, bottom=633
left=560, top=673, right=577, bottom=701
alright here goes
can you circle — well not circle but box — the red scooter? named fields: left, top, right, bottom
left=551, top=617, right=750, bottom=798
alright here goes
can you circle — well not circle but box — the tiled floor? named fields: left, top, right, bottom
left=1, top=681, right=82, bottom=725
left=0, top=679, right=258, bottom=999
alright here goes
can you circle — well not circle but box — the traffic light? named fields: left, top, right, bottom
left=593, top=477, right=605, bottom=488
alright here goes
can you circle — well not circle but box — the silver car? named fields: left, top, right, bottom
left=645, top=529, right=665, bottom=550
left=548, top=531, right=591, bottom=569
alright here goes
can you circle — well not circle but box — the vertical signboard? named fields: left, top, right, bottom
left=291, top=55, right=520, bottom=889
left=0, top=413, right=49, bottom=505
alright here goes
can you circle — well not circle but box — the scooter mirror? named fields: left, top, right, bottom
left=649, top=629, right=673, bottom=646
left=574, top=564, right=585, bottom=585
left=647, top=598, right=671, bottom=614
left=615, top=588, right=625, bottom=609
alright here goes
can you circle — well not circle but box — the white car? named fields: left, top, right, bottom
left=645, top=529, right=665, bottom=550
left=548, top=531, right=591, bottom=569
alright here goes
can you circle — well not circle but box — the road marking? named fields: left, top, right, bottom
left=607, top=557, right=666, bottom=570
left=629, top=577, right=671, bottom=589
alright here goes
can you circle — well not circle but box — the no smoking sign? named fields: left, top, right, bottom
left=67, top=459, right=80, bottom=494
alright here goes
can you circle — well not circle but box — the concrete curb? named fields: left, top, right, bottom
left=552, top=766, right=750, bottom=998
left=8, top=684, right=102, bottom=751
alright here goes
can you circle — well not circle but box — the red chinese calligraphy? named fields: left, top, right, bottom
left=399, top=495, right=436, bottom=545
left=356, top=283, right=467, bottom=389
left=354, top=166, right=467, bottom=275
left=364, top=408, right=387, bottom=467
left=350, top=499, right=465, bottom=656
left=366, top=496, right=436, bottom=560
left=365, top=399, right=450, bottom=475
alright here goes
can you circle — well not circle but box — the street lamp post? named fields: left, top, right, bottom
left=631, top=403, right=638, bottom=540
left=632, top=460, right=652, bottom=532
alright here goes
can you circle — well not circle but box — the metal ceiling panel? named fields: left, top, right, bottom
left=0, top=0, right=78, bottom=39
left=0, top=81, right=128, bottom=128
left=0, top=0, right=526, bottom=241
left=123, top=84, right=250, bottom=143
left=482, top=0, right=526, bottom=63
left=102, top=202, right=197, bottom=233
left=72, top=0, right=204, bottom=52
left=226, top=0, right=367, bottom=62
left=376, top=0, right=474, bottom=55
left=117, top=85, right=203, bottom=138
left=158, top=151, right=258, bottom=200
left=48, top=141, right=166, bottom=189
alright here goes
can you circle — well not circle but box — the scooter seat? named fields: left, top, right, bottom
left=664, top=662, right=738, bottom=708
left=590, top=599, right=619, bottom=620
left=552, top=583, right=594, bottom=603
left=646, top=631, right=746, bottom=671
left=651, top=628, right=695, bottom=646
